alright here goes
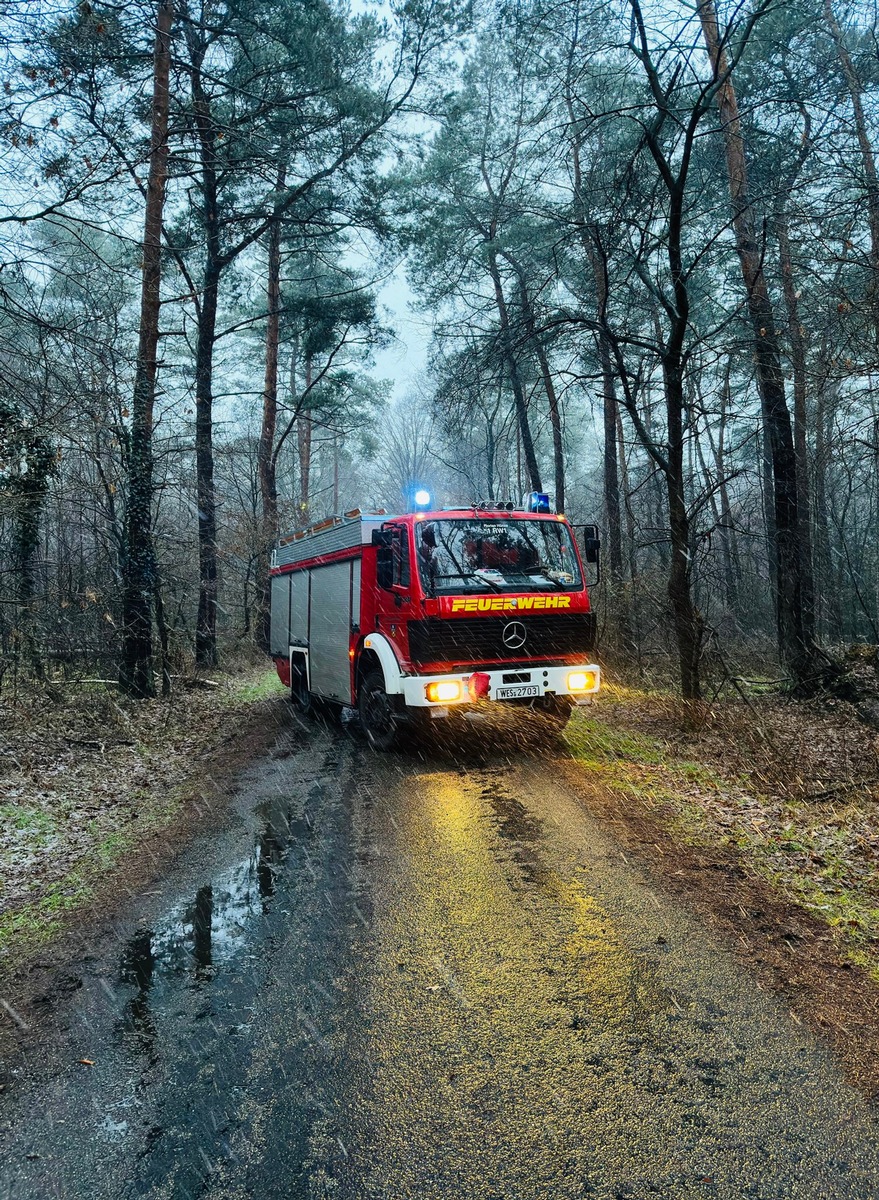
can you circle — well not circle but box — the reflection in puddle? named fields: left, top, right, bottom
left=117, top=798, right=307, bottom=1000
left=121, top=929, right=155, bottom=991
left=192, top=884, right=213, bottom=974
left=120, top=929, right=159, bottom=1061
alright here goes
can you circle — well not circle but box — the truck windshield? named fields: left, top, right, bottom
left=416, top=518, right=582, bottom=594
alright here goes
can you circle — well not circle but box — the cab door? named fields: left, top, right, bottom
left=375, top=524, right=415, bottom=655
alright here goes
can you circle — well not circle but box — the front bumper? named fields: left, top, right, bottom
left=400, top=663, right=600, bottom=708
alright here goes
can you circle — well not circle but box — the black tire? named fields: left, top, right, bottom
left=538, top=695, right=575, bottom=729
left=358, top=667, right=401, bottom=751
left=290, top=663, right=314, bottom=717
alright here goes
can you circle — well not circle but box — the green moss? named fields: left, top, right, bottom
left=566, top=715, right=725, bottom=801
left=0, top=877, right=92, bottom=954
left=0, top=804, right=58, bottom=840
left=0, top=906, right=60, bottom=950
left=0, top=779, right=187, bottom=963
left=226, top=668, right=286, bottom=704
left=579, top=684, right=670, bottom=715
left=846, top=947, right=879, bottom=982
left=565, top=716, right=666, bottom=764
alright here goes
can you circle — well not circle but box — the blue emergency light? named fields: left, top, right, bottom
left=524, top=491, right=552, bottom=514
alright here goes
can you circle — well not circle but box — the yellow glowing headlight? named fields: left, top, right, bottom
left=425, top=680, right=462, bottom=703
left=567, top=671, right=596, bottom=693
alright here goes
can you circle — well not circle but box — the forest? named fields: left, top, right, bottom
left=2, top=0, right=879, bottom=702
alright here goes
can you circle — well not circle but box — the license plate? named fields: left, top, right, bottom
left=495, top=684, right=539, bottom=700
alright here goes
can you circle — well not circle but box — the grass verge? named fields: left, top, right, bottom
left=565, top=683, right=879, bottom=978
left=0, top=665, right=287, bottom=968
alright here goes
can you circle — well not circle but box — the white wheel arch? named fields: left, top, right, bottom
left=359, top=633, right=405, bottom=695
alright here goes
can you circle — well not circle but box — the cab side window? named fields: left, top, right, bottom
left=377, top=527, right=410, bottom=590
left=394, top=531, right=410, bottom=588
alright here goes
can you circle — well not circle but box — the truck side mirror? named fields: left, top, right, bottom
left=373, top=528, right=398, bottom=590
left=583, top=525, right=600, bottom=564
left=581, top=525, right=600, bottom=585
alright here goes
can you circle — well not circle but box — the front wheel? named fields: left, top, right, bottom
left=358, top=668, right=401, bottom=751
left=537, top=695, right=575, bottom=729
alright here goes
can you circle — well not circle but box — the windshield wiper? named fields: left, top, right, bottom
left=432, top=572, right=504, bottom=593
left=537, top=574, right=567, bottom=591
left=507, top=570, right=567, bottom=590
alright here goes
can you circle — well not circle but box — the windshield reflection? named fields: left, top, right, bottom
left=416, top=518, right=581, bottom=594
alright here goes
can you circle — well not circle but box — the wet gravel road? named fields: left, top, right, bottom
left=2, top=715, right=879, bottom=1199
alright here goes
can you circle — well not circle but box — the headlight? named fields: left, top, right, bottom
left=425, top=680, right=462, bottom=703
left=567, top=671, right=596, bottom=693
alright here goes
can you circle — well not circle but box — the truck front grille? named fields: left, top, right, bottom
left=406, top=613, right=597, bottom=668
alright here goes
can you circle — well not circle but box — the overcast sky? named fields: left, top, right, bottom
left=370, top=264, right=433, bottom=402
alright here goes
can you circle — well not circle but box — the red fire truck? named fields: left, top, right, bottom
left=269, top=498, right=601, bottom=749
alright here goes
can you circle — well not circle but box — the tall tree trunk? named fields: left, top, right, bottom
left=663, top=358, right=703, bottom=700
left=592, top=240, right=632, bottom=654
left=694, top=422, right=734, bottom=610
left=588, top=240, right=625, bottom=587
left=814, top=378, right=841, bottom=641
left=153, top=577, right=171, bottom=697
left=297, top=354, right=313, bottom=521
left=825, top=0, right=879, bottom=345
left=658, top=184, right=702, bottom=694
left=566, top=120, right=625, bottom=585
left=13, top=476, right=48, bottom=682
left=120, top=0, right=173, bottom=698
left=485, top=401, right=497, bottom=498
left=534, top=340, right=564, bottom=512
left=194, top=263, right=220, bottom=667
left=188, top=28, right=221, bottom=668
left=698, top=0, right=812, bottom=679
left=600, top=335, right=623, bottom=575
left=255, top=169, right=284, bottom=654
left=617, top=411, right=637, bottom=585
left=487, top=253, right=542, bottom=492
left=332, top=431, right=339, bottom=512
left=775, top=206, right=816, bottom=643
left=704, top=376, right=741, bottom=611
left=758, top=420, right=778, bottom=635
left=617, top=50, right=704, bottom=699
left=510, top=265, right=564, bottom=509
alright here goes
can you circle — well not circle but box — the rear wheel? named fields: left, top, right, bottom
left=358, top=667, right=401, bottom=751
left=290, top=661, right=314, bottom=717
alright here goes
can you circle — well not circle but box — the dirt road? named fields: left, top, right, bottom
left=2, top=714, right=878, bottom=1198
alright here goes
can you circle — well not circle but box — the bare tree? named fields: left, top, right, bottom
left=120, top=0, right=174, bottom=699
left=697, top=0, right=817, bottom=682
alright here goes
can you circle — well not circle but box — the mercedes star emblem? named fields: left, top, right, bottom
left=502, top=621, right=527, bottom=650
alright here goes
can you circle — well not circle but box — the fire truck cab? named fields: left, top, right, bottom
left=269, top=501, right=601, bottom=749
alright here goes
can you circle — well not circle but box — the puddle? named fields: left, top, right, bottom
left=116, top=796, right=310, bottom=1017
left=65, top=790, right=332, bottom=1195
left=98, top=1114, right=130, bottom=1143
